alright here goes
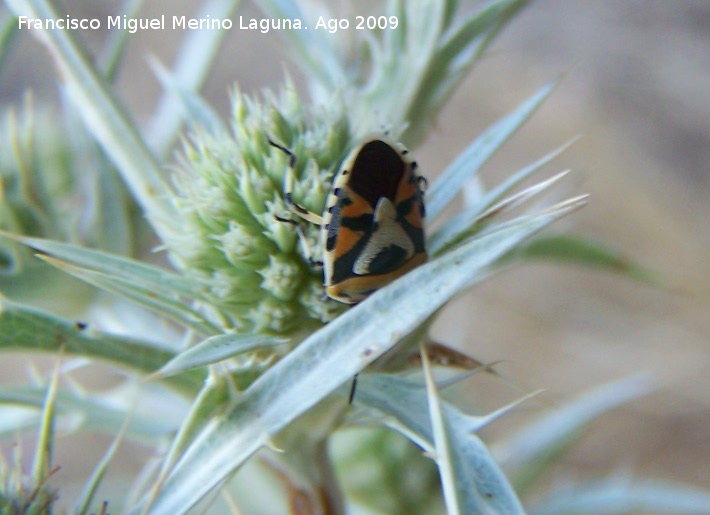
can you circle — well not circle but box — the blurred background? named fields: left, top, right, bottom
left=1, top=0, right=708, bottom=502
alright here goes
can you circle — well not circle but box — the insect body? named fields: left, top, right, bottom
left=271, top=136, right=427, bottom=304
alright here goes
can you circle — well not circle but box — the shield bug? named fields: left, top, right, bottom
left=270, top=135, right=427, bottom=304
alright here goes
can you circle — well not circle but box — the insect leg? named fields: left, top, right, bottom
left=267, top=138, right=324, bottom=225
left=417, top=175, right=428, bottom=193
left=348, top=374, right=359, bottom=405
left=268, top=138, right=325, bottom=268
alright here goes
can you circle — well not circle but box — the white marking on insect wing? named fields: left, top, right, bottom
left=353, top=198, right=414, bottom=275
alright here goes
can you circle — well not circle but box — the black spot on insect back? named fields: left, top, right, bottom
left=368, top=244, right=408, bottom=272
left=347, top=140, right=405, bottom=208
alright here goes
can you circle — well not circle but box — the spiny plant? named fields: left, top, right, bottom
left=1, top=0, right=708, bottom=513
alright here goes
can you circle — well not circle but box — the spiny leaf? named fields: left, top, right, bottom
left=0, top=385, right=183, bottom=442
left=403, top=0, right=529, bottom=145
left=494, top=374, right=655, bottom=494
left=426, top=80, right=558, bottom=220
left=74, top=416, right=130, bottom=515
left=147, top=0, right=241, bottom=154
left=132, top=200, right=579, bottom=514
left=5, top=0, right=179, bottom=229
left=150, top=59, right=226, bottom=138
left=529, top=476, right=710, bottom=515
left=153, top=333, right=287, bottom=378
left=37, top=254, right=219, bottom=336
left=439, top=0, right=529, bottom=63
left=254, top=0, right=345, bottom=88
left=0, top=12, right=18, bottom=70
left=1, top=232, right=220, bottom=334
left=0, top=233, right=200, bottom=299
left=0, top=298, right=203, bottom=393
left=502, top=234, right=663, bottom=284
left=429, top=138, right=578, bottom=254
left=471, top=137, right=580, bottom=209
left=152, top=376, right=232, bottom=495
left=431, top=169, right=572, bottom=255
left=96, top=0, right=142, bottom=82
left=421, top=343, right=463, bottom=515
left=357, top=374, right=525, bottom=514
left=31, top=352, right=61, bottom=482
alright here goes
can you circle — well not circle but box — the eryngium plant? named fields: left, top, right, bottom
left=168, top=86, right=351, bottom=334
left=3, top=0, right=708, bottom=514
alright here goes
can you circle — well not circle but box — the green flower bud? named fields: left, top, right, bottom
left=166, top=85, right=350, bottom=334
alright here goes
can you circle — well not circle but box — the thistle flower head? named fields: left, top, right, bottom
left=168, top=84, right=353, bottom=334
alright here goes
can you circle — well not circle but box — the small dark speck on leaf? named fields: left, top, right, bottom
left=361, top=346, right=377, bottom=358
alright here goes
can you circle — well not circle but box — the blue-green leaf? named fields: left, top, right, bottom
left=430, top=169, right=571, bottom=255
left=0, top=384, right=183, bottom=443
left=1, top=233, right=220, bottom=334
left=530, top=476, right=710, bottom=515
left=1, top=234, right=200, bottom=298
left=422, top=344, right=522, bottom=515
left=357, top=373, right=525, bottom=514
left=31, top=354, right=61, bottom=482
left=502, top=234, right=662, bottom=284
left=254, top=0, right=346, bottom=90
left=74, top=417, right=130, bottom=515
left=37, top=254, right=219, bottom=336
left=426, top=80, right=558, bottom=221
left=421, top=345, right=465, bottom=515
left=0, top=12, right=18, bottom=70
left=150, top=59, right=226, bottom=137
left=96, top=0, right=142, bottom=82
left=132, top=198, right=581, bottom=513
left=153, top=333, right=287, bottom=378
left=494, top=375, right=655, bottom=494
left=147, top=0, right=240, bottom=155
left=0, top=298, right=203, bottom=393
left=5, top=0, right=179, bottom=228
